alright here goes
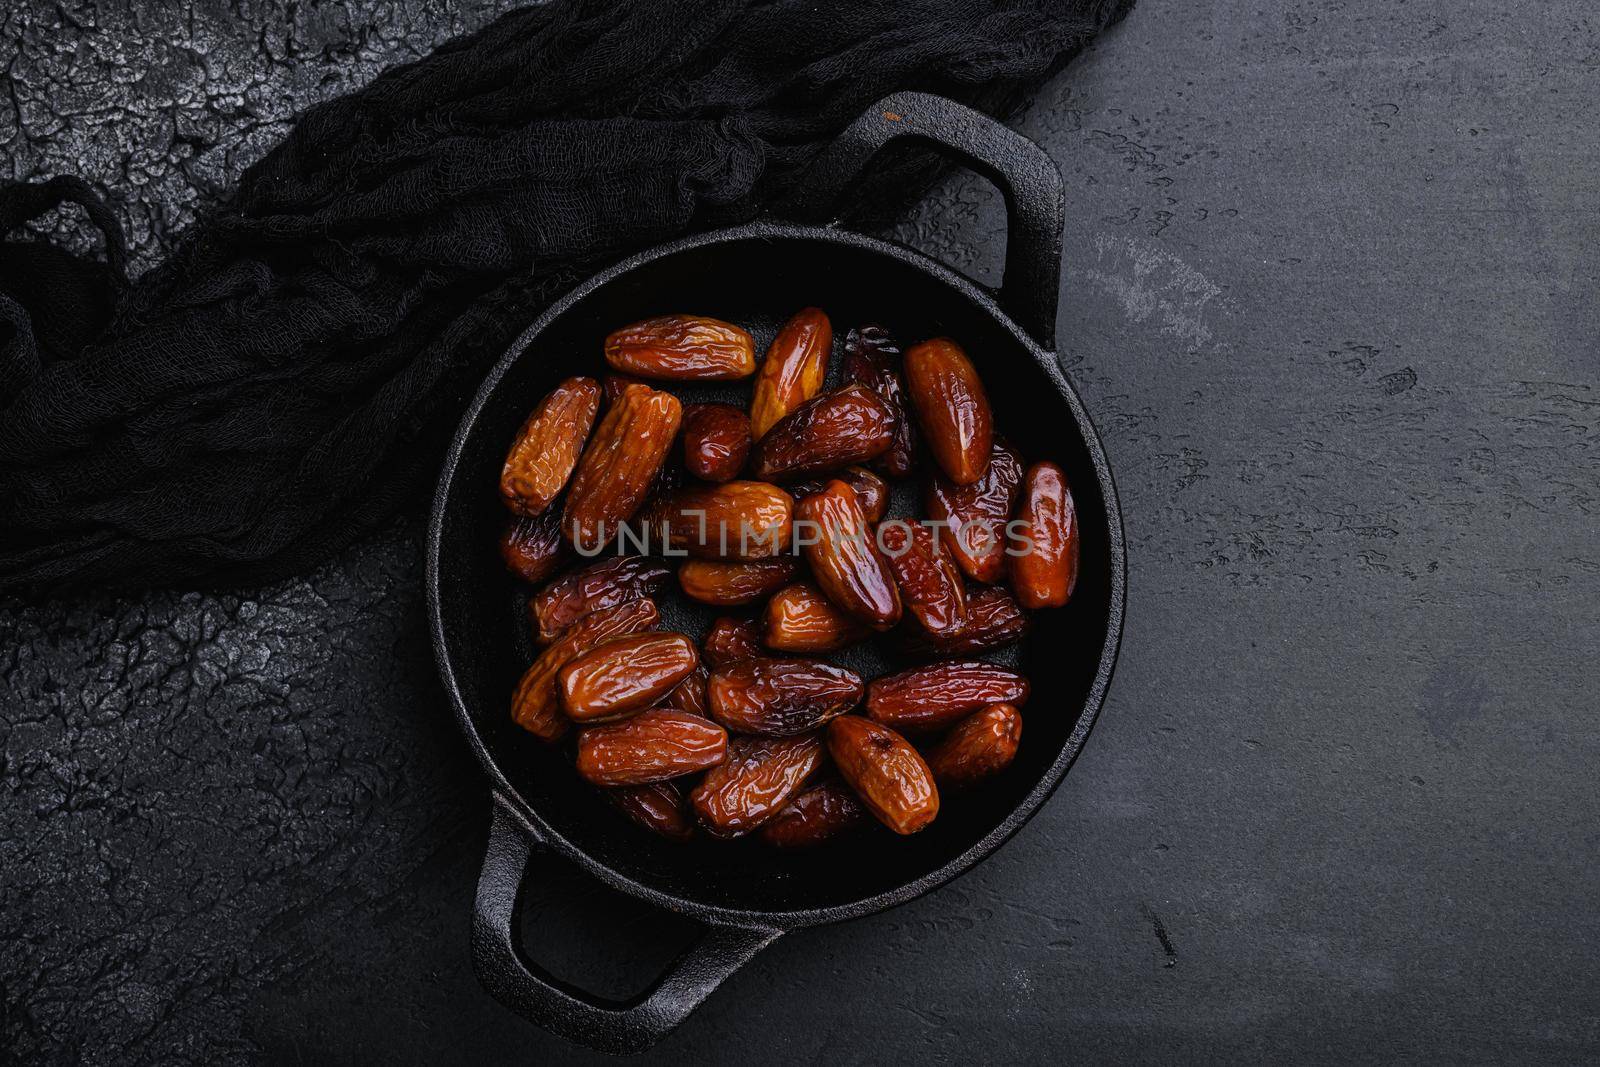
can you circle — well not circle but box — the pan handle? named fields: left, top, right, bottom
left=472, top=796, right=782, bottom=1054
left=788, top=90, right=1067, bottom=351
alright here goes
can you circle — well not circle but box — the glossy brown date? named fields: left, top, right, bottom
left=639, top=480, right=794, bottom=560
left=923, top=438, right=1024, bottom=584
left=796, top=480, right=901, bottom=629
left=604, top=314, right=756, bottom=380
left=750, top=307, right=831, bottom=439
left=894, top=585, right=1029, bottom=659
left=575, top=708, right=729, bottom=787
left=558, top=632, right=700, bottom=722
left=708, top=658, right=864, bottom=736
left=678, top=558, right=800, bottom=607
left=1009, top=461, right=1080, bottom=609
left=606, top=780, right=694, bottom=842
left=500, top=376, right=602, bottom=517
left=662, top=663, right=710, bottom=717
left=703, top=616, right=765, bottom=669
left=759, top=778, right=868, bottom=847
left=904, top=337, right=992, bottom=486
left=563, top=383, right=682, bottom=551
left=763, top=581, right=868, bottom=653
left=826, top=716, right=939, bottom=835
left=877, top=519, right=967, bottom=637
left=749, top=384, right=894, bottom=481
left=681, top=403, right=752, bottom=482
left=843, top=325, right=917, bottom=478
left=788, top=466, right=889, bottom=524
left=529, top=555, right=672, bottom=644
left=509, top=599, right=661, bottom=741
left=928, top=704, right=1023, bottom=789
left=865, top=661, right=1029, bottom=733
left=499, top=510, right=569, bottom=585
left=690, top=733, right=825, bottom=837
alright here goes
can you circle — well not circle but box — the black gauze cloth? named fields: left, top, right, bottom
left=0, top=0, right=1131, bottom=593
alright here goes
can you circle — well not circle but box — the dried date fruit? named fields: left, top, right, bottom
left=788, top=466, right=889, bottom=524
left=928, top=704, right=1023, bottom=789
left=750, top=307, right=831, bottom=439
left=796, top=480, right=901, bottom=629
left=607, top=781, right=694, bottom=842
left=662, top=663, right=711, bottom=716
left=843, top=325, right=917, bottom=478
left=894, top=586, right=1029, bottom=659
left=529, top=555, right=671, bottom=644
left=865, top=661, right=1029, bottom=733
left=510, top=599, right=661, bottom=741
left=1009, top=461, right=1080, bottom=609
left=559, top=632, right=699, bottom=722
left=602, top=372, right=646, bottom=405
left=749, top=384, right=894, bottom=481
left=759, top=778, right=868, bottom=847
left=877, top=519, right=967, bottom=636
left=704, top=616, right=765, bottom=669
left=690, top=733, right=825, bottom=837
left=904, top=337, right=992, bottom=486
left=763, top=581, right=868, bottom=653
left=678, top=558, right=799, bottom=606
left=708, top=658, right=863, bottom=736
left=826, top=716, right=939, bottom=835
left=681, top=403, right=752, bottom=482
left=499, top=511, right=569, bottom=585
left=639, top=481, right=794, bottom=560
left=604, top=314, right=755, bottom=380
left=500, top=377, right=602, bottom=517
left=924, top=438, right=1024, bottom=584
left=576, top=708, right=729, bottom=787
left=563, top=383, right=682, bottom=551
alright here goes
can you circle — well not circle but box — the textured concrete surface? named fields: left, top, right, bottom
left=4, top=1, right=1600, bottom=1064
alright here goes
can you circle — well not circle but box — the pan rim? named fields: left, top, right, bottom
left=426, top=219, right=1127, bottom=929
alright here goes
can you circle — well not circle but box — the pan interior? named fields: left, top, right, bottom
left=434, top=230, right=1116, bottom=917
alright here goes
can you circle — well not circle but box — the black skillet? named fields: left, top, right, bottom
left=426, top=91, right=1127, bottom=1054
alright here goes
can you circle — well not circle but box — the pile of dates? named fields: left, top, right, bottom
left=499, top=308, right=1078, bottom=846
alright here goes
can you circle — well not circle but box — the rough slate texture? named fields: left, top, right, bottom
left=4, top=1, right=1600, bottom=1064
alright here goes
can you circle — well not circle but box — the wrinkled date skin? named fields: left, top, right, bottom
left=709, top=658, right=864, bottom=736
left=866, top=661, right=1029, bottom=733
left=797, top=480, right=901, bottom=629
left=662, top=663, right=710, bottom=716
left=789, top=466, right=889, bottom=524
left=607, top=780, right=694, bottom=842
left=529, top=555, right=672, bottom=644
left=924, top=438, right=1025, bottom=584
left=878, top=519, right=967, bottom=637
left=559, top=632, right=700, bottom=722
left=749, top=384, right=894, bottom=481
left=750, top=307, right=832, bottom=439
left=928, top=703, right=1023, bottom=789
left=759, top=778, right=868, bottom=847
left=640, top=481, right=794, bottom=561
left=499, top=511, right=569, bottom=585
left=678, top=558, right=799, bottom=606
left=895, top=585, right=1029, bottom=659
left=843, top=325, right=918, bottom=478
left=703, top=616, right=765, bottom=669
left=602, top=372, right=647, bottom=405
left=904, top=337, right=993, bottom=486
left=1009, top=461, right=1080, bottom=609
left=763, top=581, right=868, bottom=653
left=510, top=599, right=662, bottom=741
left=690, top=733, right=825, bottom=837
left=604, top=314, right=756, bottom=380
left=827, top=716, right=939, bottom=835
left=681, top=403, right=752, bottom=483
left=500, top=376, right=602, bottom=517
left=576, top=708, right=729, bottom=787
left=563, top=383, right=683, bottom=551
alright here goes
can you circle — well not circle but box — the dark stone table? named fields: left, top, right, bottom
left=5, top=2, right=1598, bottom=1063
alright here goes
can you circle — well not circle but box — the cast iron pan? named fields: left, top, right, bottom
left=427, top=91, right=1126, bottom=1054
